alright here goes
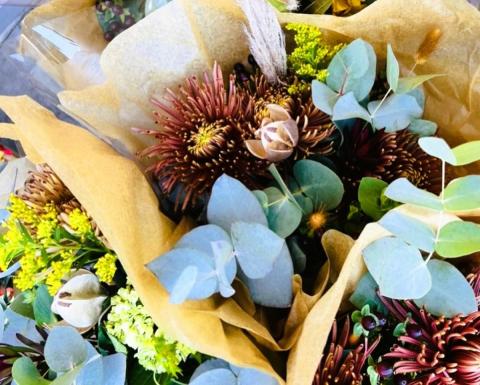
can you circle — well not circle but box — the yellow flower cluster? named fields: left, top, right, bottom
left=68, top=209, right=93, bottom=237
left=9, top=195, right=38, bottom=225
left=286, top=23, right=344, bottom=82
left=13, top=251, right=46, bottom=291
left=45, top=250, right=76, bottom=295
left=94, top=253, right=117, bottom=284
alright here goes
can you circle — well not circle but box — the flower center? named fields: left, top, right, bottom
left=188, top=123, right=224, bottom=158
left=307, top=210, right=328, bottom=232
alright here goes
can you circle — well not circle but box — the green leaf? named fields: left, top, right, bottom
left=379, top=211, right=435, bottom=252
left=231, top=222, right=284, bottom=279
left=396, top=74, right=444, bottom=94
left=358, top=177, right=389, bottom=220
left=311, top=79, right=338, bottom=115
left=44, top=326, right=88, bottom=373
left=107, top=333, right=128, bottom=355
left=9, top=292, right=34, bottom=319
left=443, top=176, right=480, bottom=211
left=349, top=273, right=385, bottom=312
left=12, top=357, right=50, bottom=385
left=287, top=237, right=306, bottom=273
left=253, top=190, right=269, bottom=215
left=393, top=322, right=407, bottom=337
left=408, top=119, right=438, bottom=137
left=367, top=365, right=380, bottom=385
left=436, top=221, right=480, bottom=258
left=332, top=92, right=371, bottom=122
left=414, top=260, right=477, bottom=317
left=50, top=363, right=85, bottom=385
left=292, top=160, right=344, bottom=211
left=452, top=140, right=480, bottom=166
left=363, top=237, right=431, bottom=299
left=327, top=38, right=377, bottom=101
left=384, top=178, right=442, bottom=210
left=264, top=187, right=302, bottom=238
left=386, top=44, right=399, bottom=91
left=207, top=174, right=267, bottom=232
left=418, top=137, right=456, bottom=165
left=368, top=94, right=422, bottom=132
left=269, top=164, right=302, bottom=212
left=351, top=310, right=362, bottom=323
left=309, top=0, right=333, bottom=13
left=33, top=285, right=57, bottom=326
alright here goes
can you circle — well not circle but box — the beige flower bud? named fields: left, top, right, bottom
left=246, top=104, right=299, bottom=162
left=51, top=270, right=107, bottom=329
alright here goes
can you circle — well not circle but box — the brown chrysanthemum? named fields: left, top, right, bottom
left=313, top=317, right=380, bottom=385
left=17, top=164, right=102, bottom=238
left=381, top=297, right=480, bottom=385
left=246, top=74, right=336, bottom=159
left=135, top=63, right=269, bottom=210
left=340, top=123, right=443, bottom=195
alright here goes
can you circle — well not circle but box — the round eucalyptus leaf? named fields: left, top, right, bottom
left=191, top=359, right=230, bottom=382
left=363, top=237, right=431, bottom=299
left=231, top=222, right=284, bottom=279
left=44, top=326, right=88, bottom=373
left=238, top=244, right=293, bottom=308
left=207, top=174, right=267, bottom=232
left=176, top=225, right=232, bottom=256
left=264, top=187, right=302, bottom=238
left=238, top=368, right=279, bottom=385
left=292, top=160, right=344, bottom=211
left=190, top=368, right=236, bottom=385
left=414, top=260, right=477, bottom=317
left=12, top=357, right=49, bottom=385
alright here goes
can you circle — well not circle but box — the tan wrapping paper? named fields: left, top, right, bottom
left=13, top=0, right=480, bottom=384
left=20, top=0, right=105, bottom=90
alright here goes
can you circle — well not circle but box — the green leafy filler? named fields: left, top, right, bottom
left=361, top=137, right=480, bottom=317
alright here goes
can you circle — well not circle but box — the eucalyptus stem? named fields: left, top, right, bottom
left=425, top=159, right=446, bottom=264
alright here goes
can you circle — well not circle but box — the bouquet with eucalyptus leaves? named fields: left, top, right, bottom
left=3, top=0, right=480, bottom=385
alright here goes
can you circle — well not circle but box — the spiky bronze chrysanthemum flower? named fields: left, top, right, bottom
left=135, top=63, right=269, bottom=210
left=246, top=73, right=336, bottom=159
left=468, top=267, right=480, bottom=307
left=381, top=297, right=480, bottom=385
left=340, top=123, right=443, bottom=195
left=313, top=317, right=380, bottom=385
left=18, top=164, right=81, bottom=217
left=17, top=164, right=102, bottom=239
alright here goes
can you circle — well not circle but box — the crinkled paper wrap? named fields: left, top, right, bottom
left=15, top=0, right=480, bottom=384
left=0, top=96, right=334, bottom=385
left=19, top=0, right=106, bottom=90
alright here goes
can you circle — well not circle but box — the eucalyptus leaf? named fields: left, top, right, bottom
left=396, top=74, right=443, bottom=94
left=190, top=368, right=237, bottom=385
left=50, top=364, right=85, bottom=385
left=384, top=178, right=442, bottom=210
left=452, top=140, right=480, bottom=166
left=312, top=79, right=338, bottom=115
left=418, top=137, right=456, bottom=165
left=292, top=160, right=344, bottom=211
left=12, top=357, right=50, bottom=385
left=237, top=367, right=279, bottom=385
left=263, top=187, right=302, bottom=238
left=207, top=174, right=267, bottom=232
left=231, top=222, right=284, bottom=279
left=379, top=211, right=435, bottom=252
left=349, top=273, right=385, bottom=312
left=414, top=260, right=477, bottom=317
left=368, top=94, right=422, bottom=132
left=332, top=92, right=371, bottom=122
left=253, top=190, right=269, bottom=215
left=386, top=44, right=399, bottom=91
left=148, top=248, right=227, bottom=303
left=363, top=237, right=431, bottom=299
left=436, top=221, right=480, bottom=258
left=443, top=176, right=480, bottom=211
left=176, top=225, right=232, bottom=256
left=44, top=326, right=88, bottom=373
left=238, top=244, right=293, bottom=308
left=33, top=285, right=56, bottom=326
left=102, top=354, right=127, bottom=385
left=408, top=119, right=438, bottom=137
left=2, top=309, right=42, bottom=347
left=327, top=39, right=376, bottom=101
left=358, top=177, right=389, bottom=220
left=287, top=237, right=307, bottom=273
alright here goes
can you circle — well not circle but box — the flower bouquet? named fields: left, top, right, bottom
left=1, top=0, right=480, bottom=384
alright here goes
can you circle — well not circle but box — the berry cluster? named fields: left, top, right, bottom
left=95, top=0, right=144, bottom=42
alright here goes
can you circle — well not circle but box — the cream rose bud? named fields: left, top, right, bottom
left=246, top=104, right=299, bottom=162
left=51, top=270, right=107, bottom=329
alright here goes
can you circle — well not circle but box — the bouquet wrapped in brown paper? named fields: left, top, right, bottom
left=4, top=0, right=480, bottom=385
